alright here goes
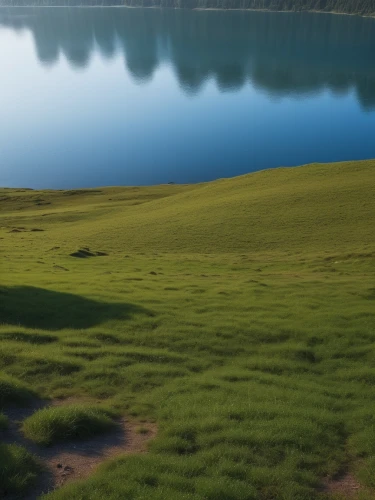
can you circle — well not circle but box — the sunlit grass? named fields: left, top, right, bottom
left=0, top=160, right=374, bottom=499
left=22, top=405, right=117, bottom=446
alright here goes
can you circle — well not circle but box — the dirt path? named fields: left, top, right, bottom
left=324, top=475, right=361, bottom=497
left=2, top=400, right=157, bottom=499
left=321, top=472, right=369, bottom=499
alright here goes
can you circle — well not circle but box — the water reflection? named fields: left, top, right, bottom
left=1, top=8, right=375, bottom=106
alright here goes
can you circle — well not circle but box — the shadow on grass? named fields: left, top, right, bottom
left=0, top=286, right=152, bottom=330
left=0, top=441, right=41, bottom=499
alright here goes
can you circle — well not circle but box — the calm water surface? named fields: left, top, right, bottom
left=0, top=8, right=375, bottom=188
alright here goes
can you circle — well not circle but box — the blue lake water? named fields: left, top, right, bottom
left=0, top=7, right=374, bottom=188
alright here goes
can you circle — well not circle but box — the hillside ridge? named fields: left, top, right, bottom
left=1, top=159, right=374, bottom=255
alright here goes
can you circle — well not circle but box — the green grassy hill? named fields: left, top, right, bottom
left=1, top=159, right=375, bottom=499
left=1, top=159, right=374, bottom=255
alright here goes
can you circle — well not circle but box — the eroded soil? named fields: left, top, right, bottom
left=2, top=399, right=157, bottom=499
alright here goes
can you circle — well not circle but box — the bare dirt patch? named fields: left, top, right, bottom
left=42, top=418, right=157, bottom=491
left=322, top=473, right=363, bottom=498
left=2, top=399, right=157, bottom=499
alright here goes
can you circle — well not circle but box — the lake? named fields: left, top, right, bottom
left=0, top=7, right=375, bottom=189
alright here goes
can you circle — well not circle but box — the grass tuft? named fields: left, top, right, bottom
left=22, top=405, right=117, bottom=446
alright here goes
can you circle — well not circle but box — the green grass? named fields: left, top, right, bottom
left=0, top=443, right=41, bottom=496
left=0, top=374, right=35, bottom=408
left=0, top=413, right=8, bottom=431
left=22, top=405, right=117, bottom=445
left=0, top=376, right=40, bottom=497
left=0, top=160, right=375, bottom=499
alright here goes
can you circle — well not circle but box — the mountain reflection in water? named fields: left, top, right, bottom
left=1, top=8, right=375, bottom=107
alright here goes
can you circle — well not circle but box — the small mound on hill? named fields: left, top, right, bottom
left=22, top=405, right=117, bottom=446
left=70, top=247, right=108, bottom=258
left=0, top=375, right=35, bottom=408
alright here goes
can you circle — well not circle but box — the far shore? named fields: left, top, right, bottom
left=0, top=3, right=374, bottom=19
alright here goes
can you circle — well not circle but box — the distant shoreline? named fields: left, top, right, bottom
left=0, top=3, right=374, bottom=19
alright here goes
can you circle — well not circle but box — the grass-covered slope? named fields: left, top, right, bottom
left=0, top=159, right=375, bottom=499
left=76, top=160, right=375, bottom=254
left=1, top=160, right=374, bottom=255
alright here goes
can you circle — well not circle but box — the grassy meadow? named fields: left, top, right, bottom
left=0, top=159, right=375, bottom=499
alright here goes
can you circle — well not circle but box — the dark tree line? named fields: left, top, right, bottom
left=0, top=0, right=375, bottom=15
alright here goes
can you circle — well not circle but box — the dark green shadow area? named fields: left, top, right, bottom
left=0, top=286, right=152, bottom=330
left=0, top=442, right=41, bottom=498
